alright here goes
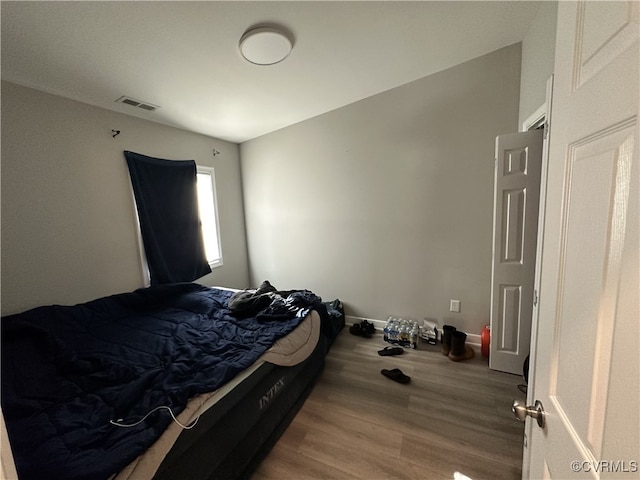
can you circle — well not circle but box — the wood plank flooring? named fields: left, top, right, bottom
left=251, top=329, right=526, bottom=480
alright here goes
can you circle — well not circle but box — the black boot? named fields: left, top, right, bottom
left=441, top=325, right=456, bottom=355
left=448, top=330, right=475, bottom=362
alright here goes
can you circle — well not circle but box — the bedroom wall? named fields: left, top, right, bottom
left=240, top=43, right=522, bottom=337
left=518, top=1, right=558, bottom=128
left=1, top=81, right=250, bottom=316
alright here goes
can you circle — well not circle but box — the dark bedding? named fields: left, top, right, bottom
left=1, top=283, right=323, bottom=480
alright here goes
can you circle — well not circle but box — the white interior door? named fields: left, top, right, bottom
left=525, top=2, right=639, bottom=478
left=490, top=130, right=543, bottom=375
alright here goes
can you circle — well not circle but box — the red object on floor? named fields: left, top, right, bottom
left=481, top=325, right=490, bottom=358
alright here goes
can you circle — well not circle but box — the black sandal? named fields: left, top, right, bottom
left=381, top=368, right=411, bottom=384
left=378, top=346, right=404, bottom=356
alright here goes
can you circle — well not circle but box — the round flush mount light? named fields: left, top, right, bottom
left=239, top=26, right=293, bottom=66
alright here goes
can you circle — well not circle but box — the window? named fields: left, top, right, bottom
left=126, top=151, right=211, bottom=286
left=196, top=166, right=223, bottom=268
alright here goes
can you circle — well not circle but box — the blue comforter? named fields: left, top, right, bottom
left=1, top=283, right=320, bottom=480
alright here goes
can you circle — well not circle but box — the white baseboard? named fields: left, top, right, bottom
left=346, top=315, right=481, bottom=350
left=466, top=333, right=481, bottom=349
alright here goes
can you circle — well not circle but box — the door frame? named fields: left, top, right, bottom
left=522, top=104, right=546, bottom=132
left=520, top=75, right=554, bottom=479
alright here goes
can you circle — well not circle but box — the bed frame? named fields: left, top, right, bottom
left=154, top=333, right=328, bottom=480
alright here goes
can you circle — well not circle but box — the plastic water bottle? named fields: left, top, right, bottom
left=389, top=320, right=399, bottom=344
left=409, top=323, right=419, bottom=349
left=396, top=324, right=404, bottom=346
left=383, top=318, right=392, bottom=342
left=399, top=324, right=410, bottom=347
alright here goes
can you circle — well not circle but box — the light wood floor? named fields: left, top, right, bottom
left=251, top=329, right=526, bottom=480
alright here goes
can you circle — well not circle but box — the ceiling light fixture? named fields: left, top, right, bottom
left=239, top=26, right=293, bottom=66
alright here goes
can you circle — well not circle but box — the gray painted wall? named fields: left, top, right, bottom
left=1, top=81, right=250, bottom=316
left=240, top=44, right=522, bottom=336
left=519, top=1, right=558, bottom=128
left=2, top=23, right=556, bottom=335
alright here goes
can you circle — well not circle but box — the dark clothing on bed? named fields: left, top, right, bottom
left=228, top=280, right=321, bottom=319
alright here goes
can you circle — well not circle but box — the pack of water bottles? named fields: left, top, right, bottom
left=382, top=317, right=420, bottom=349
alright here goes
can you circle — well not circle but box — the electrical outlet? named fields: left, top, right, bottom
left=450, top=299, right=461, bottom=313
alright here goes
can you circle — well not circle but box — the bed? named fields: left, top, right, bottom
left=1, top=282, right=344, bottom=480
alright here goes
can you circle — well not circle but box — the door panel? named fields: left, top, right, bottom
left=526, top=1, right=638, bottom=478
left=576, top=1, right=639, bottom=87
left=490, top=130, right=543, bottom=374
left=552, top=123, right=635, bottom=461
left=498, top=284, right=521, bottom=352
left=502, top=188, right=526, bottom=263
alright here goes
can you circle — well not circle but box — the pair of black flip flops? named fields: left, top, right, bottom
left=349, top=320, right=376, bottom=338
left=378, top=346, right=410, bottom=384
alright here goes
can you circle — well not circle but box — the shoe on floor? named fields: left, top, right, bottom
left=360, top=320, right=375, bottom=336
left=378, top=346, right=404, bottom=356
left=349, top=323, right=364, bottom=337
left=441, top=324, right=456, bottom=355
left=350, top=321, right=375, bottom=338
left=381, top=368, right=411, bottom=384
left=448, top=330, right=475, bottom=362
left=349, top=322, right=371, bottom=338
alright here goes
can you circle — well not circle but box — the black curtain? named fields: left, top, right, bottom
left=124, top=151, right=211, bottom=285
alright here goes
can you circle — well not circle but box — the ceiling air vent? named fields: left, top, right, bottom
left=115, top=96, right=160, bottom=112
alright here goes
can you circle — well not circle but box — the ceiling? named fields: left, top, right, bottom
left=1, top=1, right=542, bottom=144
